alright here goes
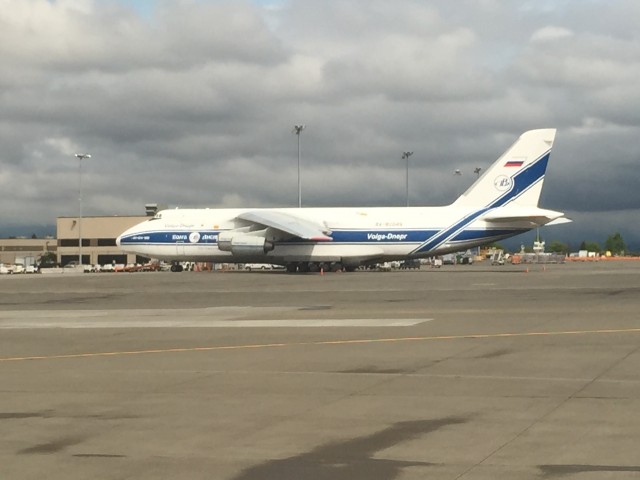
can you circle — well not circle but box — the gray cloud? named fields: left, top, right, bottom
left=1, top=0, right=639, bottom=249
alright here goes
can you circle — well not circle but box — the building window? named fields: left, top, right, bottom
left=61, top=255, right=89, bottom=266
left=59, top=239, right=90, bottom=247
left=97, top=238, right=117, bottom=247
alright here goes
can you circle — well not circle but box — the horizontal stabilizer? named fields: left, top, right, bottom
left=545, top=217, right=572, bottom=226
left=483, top=207, right=568, bottom=226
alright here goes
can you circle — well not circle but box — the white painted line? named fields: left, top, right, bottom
left=0, top=306, right=294, bottom=320
left=0, top=318, right=430, bottom=328
left=0, top=308, right=431, bottom=328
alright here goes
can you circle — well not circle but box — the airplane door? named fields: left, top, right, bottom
left=177, top=241, right=186, bottom=256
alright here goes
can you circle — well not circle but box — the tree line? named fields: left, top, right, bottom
left=546, top=232, right=628, bottom=256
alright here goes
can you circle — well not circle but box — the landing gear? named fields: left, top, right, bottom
left=286, top=263, right=298, bottom=273
left=284, top=261, right=355, bottom=273
left=285, top=262, right=314, bottom=273
left=308, top=263, right=321, bottom=273
left=170, top=263, right=184, bottom=272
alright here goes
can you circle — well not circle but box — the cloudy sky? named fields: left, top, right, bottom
left=1, top=0, right=639, bottom=249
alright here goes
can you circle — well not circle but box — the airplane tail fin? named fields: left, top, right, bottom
left=453, top=129, right=556, bottom=209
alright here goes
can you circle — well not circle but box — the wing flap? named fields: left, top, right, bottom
left=237, top=210, right=332, bottom=241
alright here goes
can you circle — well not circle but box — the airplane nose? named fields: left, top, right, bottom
left=116, top=235, right=122, bottom=247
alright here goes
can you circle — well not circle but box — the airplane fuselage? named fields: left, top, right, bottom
left=117, top=205, right=533, bottom=266
left=117, top=129, right=568, bottom=271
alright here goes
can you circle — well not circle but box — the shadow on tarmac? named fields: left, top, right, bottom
left=232, top=416, right=468, bottom=480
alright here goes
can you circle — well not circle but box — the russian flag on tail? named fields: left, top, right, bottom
left=504, top=160, right=524, bottom=167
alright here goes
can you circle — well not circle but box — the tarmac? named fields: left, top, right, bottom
left=1, top=262, right=639, bottom=479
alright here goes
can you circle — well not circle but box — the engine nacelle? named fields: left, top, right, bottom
left=218, top=232, right=274, bottom=255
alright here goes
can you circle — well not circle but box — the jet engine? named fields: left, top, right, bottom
left=218, top=232, right=274, bottom=255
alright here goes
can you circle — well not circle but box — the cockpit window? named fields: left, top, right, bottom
left=150, top=213, right=162, bottom=221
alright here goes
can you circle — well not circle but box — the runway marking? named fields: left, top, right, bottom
left=0, top=319, right=429, bottom=329
left=0, top=308, right=427, bottom=328
left=1, top=327, right=640, bottom=363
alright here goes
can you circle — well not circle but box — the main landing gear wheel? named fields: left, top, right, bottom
left=170, top=263, right=184, bottom=272
left=297, top=262, right=310, bottom=273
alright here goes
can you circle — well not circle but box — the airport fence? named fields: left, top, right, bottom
left=511, top=253, right=566, bottom=264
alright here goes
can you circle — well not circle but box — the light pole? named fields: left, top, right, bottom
left=292, top=125, right=305, bottom=208
left=75, top=153, right=91, bottom=265
left=402, top=151, right=413, bottom=206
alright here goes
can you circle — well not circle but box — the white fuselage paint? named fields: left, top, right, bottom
left=117, top=205, right=534, bottom=265
left=116, top=130, right=567, bottom=266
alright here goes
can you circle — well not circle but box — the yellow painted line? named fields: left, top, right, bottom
left=1, top=328, right=640, bottom=363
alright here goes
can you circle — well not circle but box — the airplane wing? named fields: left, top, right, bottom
left=237, top=210, right=333, bottom=241
left=483, top=207, right=570, bottom=226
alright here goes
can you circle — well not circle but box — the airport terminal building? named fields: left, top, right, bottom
left=56, top=215, right=147, bottom=267
left=0, top=237, right=57, bottom=266
left=1, top=206, right=154, bottom=267
left=55, top=205, right=166, bottom=266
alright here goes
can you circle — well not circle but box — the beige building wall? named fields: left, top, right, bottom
left=0, top=238, right=56, bottom=265
left=57, top=216, right=147, bottom=266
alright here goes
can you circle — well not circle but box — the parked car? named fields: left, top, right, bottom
left=458, top=255, right=474, bottom=265
left=442, top=254, right=456, bottom=265
left=0, top=264, right=13, bottom=274
left=244, top=263, right=272, bottom=271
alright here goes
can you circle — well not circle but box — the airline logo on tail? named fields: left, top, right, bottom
left=494, top=175, right=512, bottom=191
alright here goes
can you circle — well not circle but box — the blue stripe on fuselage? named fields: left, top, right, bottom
left=328, top=229, right=436, bottom=243
left=119, top=230, right=220, bottom=245
left=120, top=227, right=524, bottom=249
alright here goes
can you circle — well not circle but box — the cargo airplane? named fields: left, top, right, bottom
left=117, top=129, right=569, bottom=272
